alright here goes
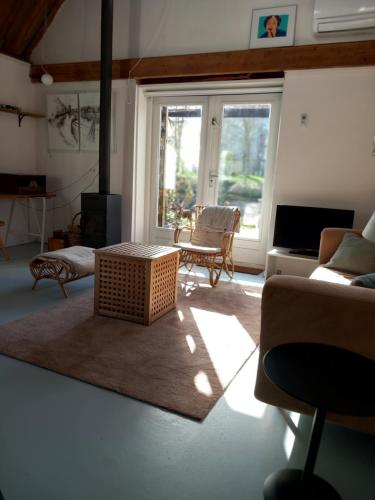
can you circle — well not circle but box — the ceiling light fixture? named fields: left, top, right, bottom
left=41, top=67, right=54, bottom=86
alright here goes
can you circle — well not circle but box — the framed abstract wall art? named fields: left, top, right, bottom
left=47, top=93, right=79, bottom=152
left=47, top=92, right=116, bottom=152
left=78, top=92, right=100, bottom=151
left=250, top=5, right=297, bottom=49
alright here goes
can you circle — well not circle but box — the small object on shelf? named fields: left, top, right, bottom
left=0, top=104, right=20, bottom=112
left=0, top=173, right=46, bottom=195
left=0, top=104, right=45, bottom=127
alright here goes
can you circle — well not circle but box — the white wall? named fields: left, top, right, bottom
left=0, top=54, right=39, bottom=246
left=273, top=67, right=375, bottom=230
left=32, top=68, right=375, bottom=261
left=29, top=2, right=375, bottom=262
left=34, top=79, right=133, bottom=240
left=32, top=0, right=375, bottom=64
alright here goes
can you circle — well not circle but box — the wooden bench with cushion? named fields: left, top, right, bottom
left=30, top=246, right=95, bottom=297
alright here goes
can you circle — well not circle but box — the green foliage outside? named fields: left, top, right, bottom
left=218, top=174, right=264, bottom=204
left=160, top=106, right=269, bottom=230
left=163, top=170, right=197, bottom=227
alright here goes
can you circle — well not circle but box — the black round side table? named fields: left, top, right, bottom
left=262, top=342, right=375, bottom=500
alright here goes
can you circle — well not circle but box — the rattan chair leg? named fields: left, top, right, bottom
left=209, top=268, right=216, bottom=287
left=207, top=258, right=222, bottom=287
left=58, top=281, right=68, bottom=298
left=224, top=254, right=235, bottom=279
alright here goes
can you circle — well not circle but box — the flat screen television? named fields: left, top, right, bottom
left=273, top=205, right=355, bottom=256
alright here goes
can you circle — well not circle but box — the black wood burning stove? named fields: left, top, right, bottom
left=80, top=0, right=121, bottom=249
left=81, top=193, right=121, bottom=248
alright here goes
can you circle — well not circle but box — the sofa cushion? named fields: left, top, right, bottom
left=310, top=266, right=355, bottom=285
left=351, top=273, right=375, bottom=289
left=324, top=232, right=375, bottom=275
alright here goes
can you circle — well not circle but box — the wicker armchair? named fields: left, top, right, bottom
left=0, top=221, right=10, bottom=260
left=173, top=205, right=241, bottom=287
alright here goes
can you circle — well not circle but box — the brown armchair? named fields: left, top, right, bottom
left=173, top=205, right=241, bottom=287
left=255, top=227, right=375, bottom=435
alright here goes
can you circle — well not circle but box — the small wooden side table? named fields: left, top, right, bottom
left=94, top=242, right=180, bottom=325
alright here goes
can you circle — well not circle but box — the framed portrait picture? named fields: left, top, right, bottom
left=250, top=5, right=297, bottom=49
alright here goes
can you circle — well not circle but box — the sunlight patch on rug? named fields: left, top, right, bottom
left=190, top=306, right=255, bottom=387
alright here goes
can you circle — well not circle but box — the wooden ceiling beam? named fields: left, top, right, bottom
left=29, top=40, right=375, bottom=83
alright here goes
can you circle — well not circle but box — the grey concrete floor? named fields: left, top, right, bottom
left=0, top=244, right=374, bottom=500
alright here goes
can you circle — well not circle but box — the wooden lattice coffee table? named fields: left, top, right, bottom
left=94, top=242, right=180, bottom=325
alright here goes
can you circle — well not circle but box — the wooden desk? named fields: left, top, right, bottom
left=0, top=193, right=56, bottom=253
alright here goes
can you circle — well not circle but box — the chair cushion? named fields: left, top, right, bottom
left=190, top=228, right=223, bottom=248
left=173, top=242, right=221, bottom=254
left=324, top=232, right=375, bottom=275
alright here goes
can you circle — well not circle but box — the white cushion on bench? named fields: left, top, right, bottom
left=36, top=246, right=95, bottom=274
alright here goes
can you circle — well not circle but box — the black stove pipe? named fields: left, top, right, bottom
left=99, top=0, right=113, bottom=195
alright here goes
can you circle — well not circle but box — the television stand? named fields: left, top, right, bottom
left=265, top=248, right=319, bottom=279
left=289, top=248, right=319, bottom=257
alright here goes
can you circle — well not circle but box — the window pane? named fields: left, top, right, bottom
left=157, top=105, right=202, bottom=228
left=217, top=104, right=271, bottom=239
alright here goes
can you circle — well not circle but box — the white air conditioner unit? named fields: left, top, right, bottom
left=314, top=0, right=375, bottom=34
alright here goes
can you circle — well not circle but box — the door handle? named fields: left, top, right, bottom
left=209, top=171, right=218, bottom=187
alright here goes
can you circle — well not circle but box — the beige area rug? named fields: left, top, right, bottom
left=0, top=279, right=262, bottom=419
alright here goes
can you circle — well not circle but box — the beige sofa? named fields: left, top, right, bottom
left=255, top=228, right=375, bottom=435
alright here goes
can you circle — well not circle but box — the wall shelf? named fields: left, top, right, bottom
left=0, top=107, right=45, bottom=127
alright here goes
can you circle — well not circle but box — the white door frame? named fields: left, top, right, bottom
left=133, top=80, right=283, bottom=267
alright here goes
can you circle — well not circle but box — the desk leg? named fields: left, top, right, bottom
left=4, top=200, right=15, bottom=245
left=29, top=198, right=42, bottom=251
left=40, top=197, right=47, bottom=253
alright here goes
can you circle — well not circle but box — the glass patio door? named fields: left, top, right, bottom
left=204, top=94, right=281, bottom=266
left=148, top=93, right=281, bottom=267
left=149, top=96, right=209, bottom=244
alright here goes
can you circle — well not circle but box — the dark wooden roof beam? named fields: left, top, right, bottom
left=0, top=0, right=64, bottom=62
left=29, top=40, right=375, bottom=83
